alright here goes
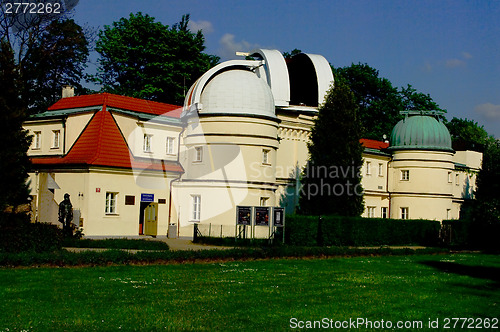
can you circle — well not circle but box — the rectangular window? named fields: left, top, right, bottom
left=52, top=130, right=60, bottom=149
left=33, top=131, right=41, bottom=149
left=448, top=171, right=453, bottom=183
left=366, top=161, right=371, bottom=175
left=194, top=146, right=203, bottom=162
left=455, top=174, right=460, bottom=186
left=446, top=209, right=451, bottom=220
left=367, top=206, right=376, bottom=218
left=401, top=170, right=410, bottom=181
left=401, top=207, right=409, bottom=220
left=166, top=137, right=175, bottom=155
left=105, top=192, right=118, bottom=214
left=260, top=197, right=269, bottom=206
left=191, top=195, right=201, bottom=221
left=143, top=134, right=152, bottom=153
left=378, top=163, right=384, bottom=176
left=381, top=207, right=388, bottom=219
left=262, top=149, right=270, bottom=165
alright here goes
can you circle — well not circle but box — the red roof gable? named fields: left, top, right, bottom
left=48, top=92, right=182, bottom=118
left=360, top=138, right=389, bottom=150
left=31, top=108, right=183, bottom=173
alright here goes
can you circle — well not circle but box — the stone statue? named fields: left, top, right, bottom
left=58, top=193, right=73, bottom=236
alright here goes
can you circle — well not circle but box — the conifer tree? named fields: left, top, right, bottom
left=298, top=80, right=364, bottom=216
left=0, top=40, right=31, bottom=212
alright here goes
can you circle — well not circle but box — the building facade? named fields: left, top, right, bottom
left=24, top=49, right=481, bottom=238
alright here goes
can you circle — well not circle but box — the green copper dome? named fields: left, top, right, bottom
left=389, top=115, right=453, bottom=152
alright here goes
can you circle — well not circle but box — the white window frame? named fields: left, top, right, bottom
left=105, top=192, right=118, bottom=215
left=400, top=207, right=409, bottom=220
left=191, top=195, right=201, bottom=221
left=260, top=197, right=269, bottom=206
left=381, top=207, right=388, bottom=219
left=262, top=149, right=270, bottom=165
left=143, top=134, right=153, bottom=153
left=52, top=130, right=60, bottom=149
left=166, top=137, right=176, bottom=155
left=401, top=170, right=410, bottom=181
left=378, top=163, right=384, bottom=177
left=33, top=131, right=41, bottom=149
left=194, top=146, right=203, bottom=162
left=367, top=206, right=376, bottom=218
left=446, top=209, right=451, bottom=220
left=366, top=161, right=371, bottom=175
left=455, top=173, right=460, bottom=186
left=448, top=171, right=453, bottom=183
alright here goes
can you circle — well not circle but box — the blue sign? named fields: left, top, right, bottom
left=141, top=193, right=154, bottom=202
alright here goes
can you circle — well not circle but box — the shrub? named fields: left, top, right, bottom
left=0, top=213, right=63, bottom=253
left=61, top=238, right=170, bottom=251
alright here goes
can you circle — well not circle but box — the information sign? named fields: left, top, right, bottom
left=236, top=206, right=252, bottom=225
left=254, top=207, right=270, bottom=226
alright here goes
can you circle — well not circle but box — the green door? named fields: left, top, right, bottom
left=144, top=203, right=158, bottom=237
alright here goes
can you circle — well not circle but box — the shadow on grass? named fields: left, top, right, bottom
left=420, top=260, right=500, bottom=286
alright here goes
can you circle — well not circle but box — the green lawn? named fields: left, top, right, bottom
left=1, top=253, right=499, bottom=331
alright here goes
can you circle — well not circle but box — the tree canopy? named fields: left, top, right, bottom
left=299, top=80, right=364, bottom=216
left=25, top=19, right=89, bottom=112
left=93, top=13, right=219, bottom=105
left=446, top=117, right=492, bottom=151
left=334, top=63, right=445, bottom=140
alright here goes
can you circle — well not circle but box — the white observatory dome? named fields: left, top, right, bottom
left=199, top=69, right=276, bottom=118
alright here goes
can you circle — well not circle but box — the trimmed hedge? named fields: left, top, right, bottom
left=442, top=219, right=500, bottom=250
left=0, top=214, right=63, bottom=253
left=285, top=215, right=441, bottom=247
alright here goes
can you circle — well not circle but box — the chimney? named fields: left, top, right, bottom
left=62, top=85, right=74, bottom=98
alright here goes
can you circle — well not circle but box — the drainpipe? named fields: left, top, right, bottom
left=168, top=123, right=187, bottom=238
left=386, top=158, right=391, bottom=218
left=62, top=116, right=67, bottom=154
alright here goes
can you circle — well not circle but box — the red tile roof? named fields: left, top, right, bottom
left=48, top=92, right=182, bottom=118
left=31, top=108, right=183, bottom=173
left=360, top=138, right=389, bottom=150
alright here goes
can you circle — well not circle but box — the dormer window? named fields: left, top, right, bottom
left=143, top=134, right=152, bottom=153
left=52, top=130, right=60, bottom=149
left=32, top=131, right=41, bottom=149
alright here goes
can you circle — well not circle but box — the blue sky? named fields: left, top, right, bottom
left=72, top=0, right=500, bottom=137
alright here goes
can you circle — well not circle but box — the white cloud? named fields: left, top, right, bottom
left=462, top=52, right=473, bottom=59
left=188, top=20, right=214, bottom=34
left=475, top=103, right=500, bottom=121
left=218, top=33, right=261, bottom=59
left=445, top=58, right=466, bottom=68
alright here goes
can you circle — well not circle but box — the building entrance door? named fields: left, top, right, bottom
left=143, top=203, right=158, bottom=237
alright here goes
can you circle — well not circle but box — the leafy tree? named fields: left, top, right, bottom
left=399, top=84, right=445, bottom=113
left=282, top=48, right=302, bottom=59
left=446, top=117, right=491, bottom=151
left=25, top=19, right=89, bottom=112
left=333, top=63, right=402, bottom=140
left=93, top=13, right=219, bottom=105
left=334, top=63, right=445, bottom=140
left=468, top=139, right=500, bottom=248
left=299, top=80, right=364, bottom=216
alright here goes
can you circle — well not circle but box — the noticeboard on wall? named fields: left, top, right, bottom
left=236, top=206, right=252, bottom=225
left=273, top=207, right=285, bottom=227
left=254, top=207, right=270, bottom=226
